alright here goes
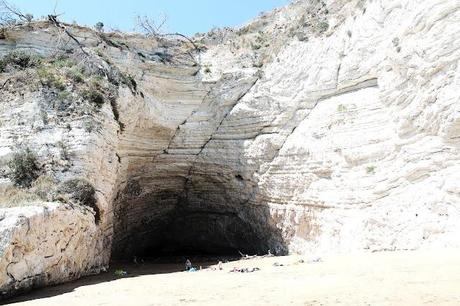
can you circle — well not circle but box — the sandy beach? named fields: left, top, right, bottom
left=5, top=249, right=460, bottom=306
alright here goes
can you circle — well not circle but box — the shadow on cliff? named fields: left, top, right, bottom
left=111, top=140, right=290, bottom=260
left=111, top=180, right=289, bottom=260
left=110, top=65, right=289, bottom=263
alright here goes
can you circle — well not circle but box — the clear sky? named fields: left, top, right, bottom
left=7, top=0, right=289, bottom=35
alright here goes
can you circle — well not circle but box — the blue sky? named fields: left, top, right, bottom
left=8, top=0, right=289, bottom=35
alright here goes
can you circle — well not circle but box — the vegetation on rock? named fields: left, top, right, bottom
left=55, top=178, right=100, bottom=223
left=0, top=176, right=55, bottom=207
left=7, top=147, right=40, bottom=187
left=0, top=50, right=42, bottom=72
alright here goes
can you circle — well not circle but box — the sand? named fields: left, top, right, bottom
left=5, top=249, right=460, bottom=306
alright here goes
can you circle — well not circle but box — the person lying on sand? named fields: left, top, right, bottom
left=229, top=267, right=260, bottom=273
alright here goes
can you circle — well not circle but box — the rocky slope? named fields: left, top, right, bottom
left=0, top=0, right=459, bottom=299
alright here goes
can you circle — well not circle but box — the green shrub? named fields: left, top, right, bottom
left=337, top=104, right=347, bottom=112
left=7, top=148, right=40, bottom=187
left=81, top=86, right=105, bottom=106
left=83, top=120, right=95, bottom=133
left=56, top=178, right=95, bottom=205
left=251, top=43, right=262, bottom=50
left=0, top=51, right=42, bottom=72
left=318, top=21, right=329, bottom=33
left=114, top=269, right=127, bottom=277
left=66, top=67, right=85, bottom=83
left=55, top=178, right=100, bottom=223
left=51, top=55, right=76, bottom=68
left=95, top=22, right=104, bottom=32
left=37, top=67, right=66, bottom=90
left=57, top=90, right=71, bottom=101
left=366, top=166, right=376, bottom=174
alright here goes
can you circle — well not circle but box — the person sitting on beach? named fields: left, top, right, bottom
left=185, top=259, right=192, bottom=271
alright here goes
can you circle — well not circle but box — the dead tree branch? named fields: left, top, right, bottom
left=161, top=32, right=200, bottom=50
left=0, top=0, right=32, bottom=23
left=136, top=14, right=167, bottom=37
left=136, top=15, right=200, bottom=51
left=47, top=14, right=89, bottom=56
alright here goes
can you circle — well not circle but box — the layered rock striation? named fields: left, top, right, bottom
left=0, top=0, right=459, bottom=298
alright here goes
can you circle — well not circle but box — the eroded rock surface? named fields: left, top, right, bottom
left=0, top=204, right=103, bottom=299
left=0, top=0, right=459, bottom=298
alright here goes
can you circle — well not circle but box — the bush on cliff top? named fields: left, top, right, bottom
left=0, top=175, right=101, bottom=221
left=7, top=148, right=40, bottom=188
left=55, top=178, right=100, bottom=223
left=0, top=50, right=42, bottom=72
left=81, top=85, right=105, bottom=106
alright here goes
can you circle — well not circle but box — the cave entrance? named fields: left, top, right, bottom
left=139, top=210, right=269, bottom=258
left=112, top=200, right=288, bottom=261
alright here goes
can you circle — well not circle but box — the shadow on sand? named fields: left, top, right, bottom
left=5, top=255, right=241, bottom=305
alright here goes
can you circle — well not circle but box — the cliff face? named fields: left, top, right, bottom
left=1, top=0, right=459, bottom=298
left=0, top=204, right=103, bottom=297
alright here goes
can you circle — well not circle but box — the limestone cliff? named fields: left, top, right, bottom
left=0, top=0, right=459, bottom=299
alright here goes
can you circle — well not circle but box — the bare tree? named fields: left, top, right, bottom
left=0, top=0, right=33, bottom=24
left=135, top=14, right=167, bottom=37
left=135, top=14, right=200, bottom=52
left=0, top=12, right=14, bottom=26
left=47, top=14, right=89, bottom=56
left=0, top=0, right=14, bottom=25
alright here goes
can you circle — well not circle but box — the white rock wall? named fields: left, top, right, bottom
left=0, top=0, right=459, bottom=297
left=195, top=0, right=460, bottom=253
left=0, top=204, right=103, bottom=299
